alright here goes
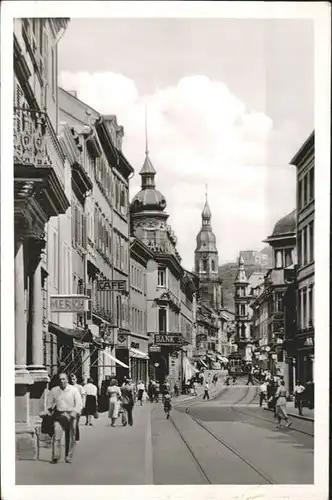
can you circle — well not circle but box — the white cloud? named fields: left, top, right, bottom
left=59, top=71, right=295, bottom=267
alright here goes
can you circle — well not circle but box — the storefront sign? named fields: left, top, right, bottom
left=154, top=334, right=182, bottom=345
left=50, top=295, right=88, bottom=312
left=131, top=341, right=140, bottom=349
left=97, top=280, right=127, bottom=292
left=149, top=345, right=161, bottom=352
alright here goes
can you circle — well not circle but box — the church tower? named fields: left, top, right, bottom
left=234, top=254, right=252, bottom=360
left=194, top=189, right=222, bottom=310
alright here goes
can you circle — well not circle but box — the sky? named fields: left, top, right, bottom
left=58, top=18, right=314, bottom=269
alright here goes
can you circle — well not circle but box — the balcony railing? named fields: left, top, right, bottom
left=14, top=106, right=65, bottom=169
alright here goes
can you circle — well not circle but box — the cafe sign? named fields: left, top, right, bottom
left=154, top=333, right=183, bottom=345
left=50, top=295, right=88, bottom=313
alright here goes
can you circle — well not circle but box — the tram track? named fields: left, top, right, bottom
left=169, top=384, right=275, bottom=485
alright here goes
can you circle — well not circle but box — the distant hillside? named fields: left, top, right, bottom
left=219, top=261, right=270, bottom=312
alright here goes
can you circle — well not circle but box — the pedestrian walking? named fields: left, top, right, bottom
left=275, top=381, right=292, bottom=428
left=121, top=378, right=135, bottom=426
left=47, top=372, right=83, bottom=464
left=259, top=381, right=267, bottom=407
left=293, top=380, right=305, bottom=416
left=203, top=381, right=210, bottom=400
left=246, top=365, right=254, bottom=385
left=137, top=380, right=145, bottom=406
left=173, top=381, right=179, bottom=397
left=107, top=378, right=122, bottom=426
left=212, top=374, right=218, bottom=385
left=154, top=381, right=160, bottom=402
left=83, top=377, right=98, bottom=426
left=163, top=392, right=172, bottom=419
left=192, top=380, right=197, bottom=396
left=69, top=374, right=85, bottom=441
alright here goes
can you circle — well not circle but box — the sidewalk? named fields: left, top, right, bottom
left=264, top=401, right=314, bottom=422
left=16, top=403, right=153, bottom=485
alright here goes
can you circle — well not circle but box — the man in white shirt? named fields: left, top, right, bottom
left=47, top=372, right=82, bottom=464
left=293, top=380, right=305, bottom=416
left=259, top=382, right=267, bottom=407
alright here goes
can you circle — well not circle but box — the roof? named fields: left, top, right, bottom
left=140, top=153, right=156, bottom=175
left=202, top=200, right=211, bottom=220
left=271, top=210, right=296, bottom=236
left=290, top=131, right=315, bottom=166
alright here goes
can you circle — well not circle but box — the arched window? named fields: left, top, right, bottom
left=211, top=260, right=215, bottom=271
left=202, top=258, right=208, bottom=272
left=275, top=250, right=283, bottom=268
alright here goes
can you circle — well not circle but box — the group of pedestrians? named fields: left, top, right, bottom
left=41, top=373, right=139, bottom=464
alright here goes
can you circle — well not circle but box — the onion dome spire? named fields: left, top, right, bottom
left=202, top=184, right=212, bottom=226
left=140, top=105, right=156, bottom=189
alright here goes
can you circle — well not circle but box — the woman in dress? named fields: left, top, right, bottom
left=83, top=377, right=98, bottom=426
left=275, top=380, right=292, bottom=428
left=107, top=378, right=121, bottom=427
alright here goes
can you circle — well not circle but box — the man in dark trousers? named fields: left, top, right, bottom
left=121, top=378, right=135, bottom=426
left=246, top=365, right=254, bottom=385
left=203, top=381, right=210, bottom=400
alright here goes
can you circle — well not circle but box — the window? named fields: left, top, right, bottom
left=158, top=308, right=167, bottom=333
left=303, top=226, right=308, bottom=265
left=240, top=305, right=246, bottom=316
left=309, top=221, right=314, bottom=262
left=211, top=260, right=215, bottom=272
left=298, top=230, right=302, bottom=267
left=309, top=168, right=314, bottom=201
left=116, top=295, right=122, bottom=328
left=275, top=250, right=283, bottom=269
left=158, top=268, right=166, bottom=287
left=308, top=287, right=313, bottom=326
left=53, top=230, right=58, bottom=288
left=202, top=258, right=208, bottom=272
left=285, top=249, right=293, bottom=268
left=302, top=289, right=307, bottom=328
left=275, top=292, right=283, bottom=312
left=298, top=179, right=303, bottom=210
left=303, top=174, right=308, bottom=206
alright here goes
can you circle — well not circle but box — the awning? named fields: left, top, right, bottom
left=48, top=321, right=91, bottom=343
left=130, top=348, right=149, bottom=360
left=103, top=350, right=129, bottom=369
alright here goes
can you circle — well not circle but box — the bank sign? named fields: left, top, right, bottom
left=154, top=333, right=183, bottom=345
left=50, top=295, right=88, bottom=313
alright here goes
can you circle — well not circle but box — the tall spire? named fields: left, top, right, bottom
left=202, top=185, right=212, bottom=225
left=235, top=253, right=248, bottom=283
left=145, top=104, right=149, bottom=155
left=140, top=105, right=156, bottom=189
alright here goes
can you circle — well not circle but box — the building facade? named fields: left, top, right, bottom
left=14, top=18, right=70, bottom=458
left=130, top=141, right=197, bottom=389
left=250, top=210, right=297, bottom=390
left=233, top=256, right=265, bottom=363
left=290, top=132, right=315, bottom=383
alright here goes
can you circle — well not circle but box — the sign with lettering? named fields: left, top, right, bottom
left=149, top=345, right=161, bottom=352
left=154, top=334, right=183, bottom=345
left=50, top=295, right=88, bottom=312
left=97, top=280, right=127, bottom=292
left=131, top=342, right=140, bottom=349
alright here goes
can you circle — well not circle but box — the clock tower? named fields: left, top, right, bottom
left=194, top=189, right=222, bottom=310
